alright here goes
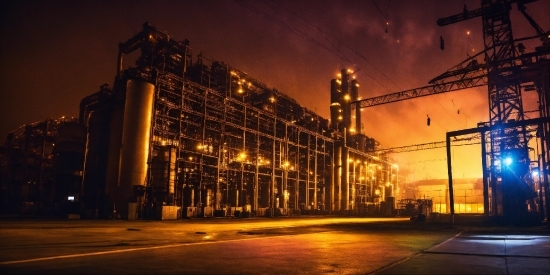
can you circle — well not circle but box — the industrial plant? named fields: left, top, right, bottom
left=75, top=22, right=392, bottom=220
left=1, top=0, right=549, bottom=225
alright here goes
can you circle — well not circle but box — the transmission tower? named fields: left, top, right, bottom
left=353, top=0, right=550, bottom=222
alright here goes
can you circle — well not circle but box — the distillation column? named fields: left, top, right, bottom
left=106, top=78, right=155, bottom=219
left=330, top=79, right=341, bottom=129
left=351, top=79, right=361, bottom=135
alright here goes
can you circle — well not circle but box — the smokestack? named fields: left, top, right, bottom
left=341, top=69, right=351, bottom=132
left=330, top=79, right=341, bottom=130
left=351, top=79, right=360, bottom=134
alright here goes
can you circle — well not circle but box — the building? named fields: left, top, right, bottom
left=79, top=23, right=393, bottom=219
left=0, top=117, right=85, bottom=216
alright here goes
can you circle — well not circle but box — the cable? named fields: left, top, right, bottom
left=369, top=1, right=454, bottom=131
left=232, top=0, right=348, bottom=62
left=235, top=0, right=456, bottom=132
left=371, top=0, right=397, bottom=36
left=235, top=0, right=399, bottom=93
left=266, top=0, right=367, bottom=62
left=442, top=90, right=477, bottom=127
left=263, top=0, right=401, bottom=92
left=262, top=0, right=413, bottom=97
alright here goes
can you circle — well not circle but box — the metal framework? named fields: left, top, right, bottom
left=374, top=137, right=481, bottom=155
left=446, top=117, right=550, bottom=224
left=353, top=74, right=487, bottom=109
left=353, top=0, right=550, bottom=221
left=81, top=23, right=393, bottom=219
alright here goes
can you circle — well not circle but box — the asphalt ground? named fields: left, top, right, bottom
left=373, top=227, right=550, bottom=275
left=0, top=217, right=548, bottom=274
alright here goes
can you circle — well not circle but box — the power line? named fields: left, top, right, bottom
left=234, top=0, right=461, bottom=132
left=270, top=0, right=445, bottom=129
left=263, top=0, right=403, bottom=93
left=371, top=0, right=396, bottom=35
left=235, top=0, right=403, bottom=94
left=266, top=0, right=367, bottom=63
left=232, top=0, right=348, bottom=62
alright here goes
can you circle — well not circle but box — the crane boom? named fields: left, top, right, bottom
left=517, top=1, right=550, bottom=42
left=353, top=46, right=549, bottom=109
left=353, top=74, right=487, bottom=109
left=436, top=0, right=537, bottom=26
left=437, top=6, right=485, bottom=26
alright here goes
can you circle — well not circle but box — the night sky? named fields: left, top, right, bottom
left=1, top=0, right=548, bottom=180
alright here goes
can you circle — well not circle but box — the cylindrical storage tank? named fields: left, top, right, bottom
left=82, top=110, right=107, bottom=214
left=119, top=79, right=155, bottom=200
left=330, top=79, right=341, bottom=103
left=330, top=79, right=341, bottom=130
left=351, top=79, right=361, bottom=134
left=105, top=93, right=125, bottom=202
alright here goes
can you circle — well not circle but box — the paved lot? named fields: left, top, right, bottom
left=374, top=228, right=550, bottom=275
left=0, top=217, right=548, bottom=274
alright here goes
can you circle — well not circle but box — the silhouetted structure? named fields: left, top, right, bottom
left=0, top=117, right=85, bottom=216
left=79, top=23, right=390, bottom=219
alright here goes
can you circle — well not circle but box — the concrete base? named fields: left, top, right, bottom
left=183, top=207, right=198, bottom=218
left=203, top=206, right=213, bottom=217
left=159, top=206, right=178, bottom=220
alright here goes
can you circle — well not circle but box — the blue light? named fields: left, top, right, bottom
left=503, top=157, right=513, bottom=166
left=532, top=170, right=539, bottom=177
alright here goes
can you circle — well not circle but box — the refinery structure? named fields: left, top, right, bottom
left=77, top=23, right=387, bottom=219
left=1, top=1, right=549, bottom=224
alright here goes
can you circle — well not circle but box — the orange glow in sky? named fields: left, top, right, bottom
left=1, top=0, right=548, bottom=182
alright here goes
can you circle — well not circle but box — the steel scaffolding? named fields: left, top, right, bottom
left=80, top=23, right=390, bottom=219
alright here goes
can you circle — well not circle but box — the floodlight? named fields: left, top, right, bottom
left=503, top=157, right=513, bottom=166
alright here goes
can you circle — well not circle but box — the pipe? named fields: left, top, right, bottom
left=341, top=129, right=349, bottom=212
left=341, top=69, right=350, bottom=131
left=446, top=133, right=455, bottom=226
